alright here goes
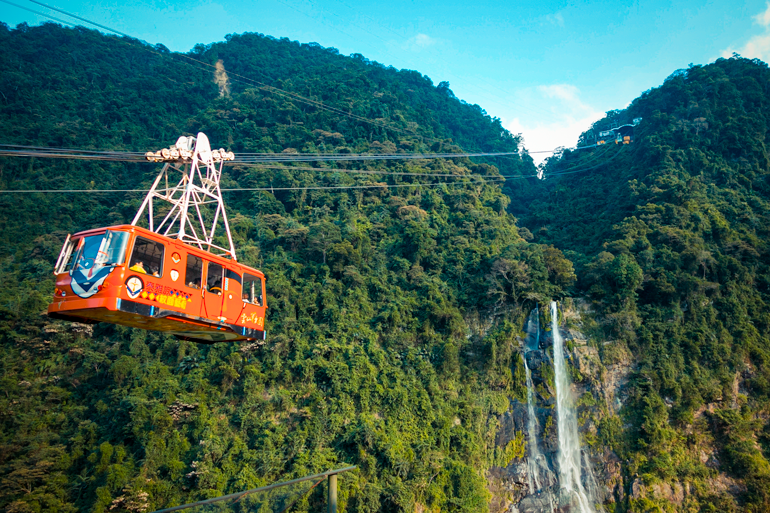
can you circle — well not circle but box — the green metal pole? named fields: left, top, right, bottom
left=327, top=474, right=337, bottom=513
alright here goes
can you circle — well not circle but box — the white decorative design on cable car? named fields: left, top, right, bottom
left=125, top=276, right=144, bottom=299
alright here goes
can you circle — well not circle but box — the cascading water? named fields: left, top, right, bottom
left=524, top=307, right=550, bottom=495
left=524, top=358, right=542, bottom=494
left=529, top=306, right=540, bottom=352
left=551, top=301, right=595, bottom=513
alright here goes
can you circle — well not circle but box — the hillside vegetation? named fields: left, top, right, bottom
left=4, top=19, right=770, bottom=513
left=0, top=22, right=569, bottom=513
left=526, top=57, right=770, bottom=511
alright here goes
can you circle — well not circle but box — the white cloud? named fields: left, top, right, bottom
left=403, top=33, right=436, bottom=51
left=721, top=3, right=770, bottom=61
left=545, top=12, right=565, bottom=27
left=538, top=84, right=584, bottom=105
left=755, top=3, right=770, bottom=27
left=504, top=84, right=603, bottom=164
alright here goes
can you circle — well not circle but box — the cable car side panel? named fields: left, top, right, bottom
left=48, top=225, right=267, bottom=343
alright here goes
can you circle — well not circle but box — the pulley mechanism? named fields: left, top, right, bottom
left=144, top=135, right=234, bottom=163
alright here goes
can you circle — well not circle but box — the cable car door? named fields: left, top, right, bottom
left=202, top=261, right=224, bottom=320
left=221, top=269, right=242, bottom=323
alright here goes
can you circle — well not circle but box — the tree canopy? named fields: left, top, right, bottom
left=525, top=56, right=770, bottom=511
left=0, top=22, right=564, bottom=513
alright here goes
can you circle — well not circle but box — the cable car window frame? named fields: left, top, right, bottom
left=243, top=273, right=263, bottom=306
left=72, top=231, right=130, bottom=274
left=185, top=254, right=203, bottom=289
left=206, top=262, right=224, bottom=295
left=128, top=237, right=165, bottom=277
left=55, top=236, right=77, bottom=274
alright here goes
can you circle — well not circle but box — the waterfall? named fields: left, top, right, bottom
left=523, top=307, right=554, bottom=501
left=551, top=301, right=594, bottom=513
left=524, top=358, right=542, bottom=494
left=529, top=305, right=540, bottom=352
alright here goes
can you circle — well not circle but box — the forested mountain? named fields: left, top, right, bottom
left=0, top=22, right=563, bottom=513
left=525, top=57, right=770, bottom=511
left=2, top=19, right=770, bottom=513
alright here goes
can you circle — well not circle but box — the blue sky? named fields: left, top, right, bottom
left=3, top=0, right=770, bottom=159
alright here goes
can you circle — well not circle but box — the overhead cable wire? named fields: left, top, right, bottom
left=280, top=144, right=624, bottom=179
left=0, top=143, right=146, bottom=155
left=233, top=151, right=520, bottom=163
left=555, top=143, right=622, bottom=171
left=0, top=0, right=76, bottom=27
left=0, top=146, right=629, bottom=194
left=541, top=145, right=626, bottom=178
left=0, top=142, right=579, bottom=156
left=26, top=0, right=134, bottom=38
left=0, top=147, right=570, bottom=164
left=234, top=146, right=594, bottom=159
left=0, top=147, right=512, bottom=176
left=245, top=164, right=495, bottom=178
left=0, top=143, right=619, bottom=182
left=0, top=149, right=147, bottom=162
left=552, top=149, right=626, bottom=176
left=0, top=177, right=507, bottom=194
left=16, top=0, right=572, bottom=150
left=5, top=2, right=587, bottom=157
left=9, top=0, right=607, bottom=164
left=0, top=142, right=597, bottom=164
left=537, top=142, right=613, bottom=172
left=15, top=1, right=443, bottom=143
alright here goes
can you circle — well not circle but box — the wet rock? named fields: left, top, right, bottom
left=496, top=401, right=529, bottom=444
left=487, top=471, right=518, bottom=513
left=525, top=350, right=548, bottom=373
left=539, top=410, right=559, bottom=455
left=488, top=465, right=529, bottom=513
left=517, top=494, right=554, bottom=513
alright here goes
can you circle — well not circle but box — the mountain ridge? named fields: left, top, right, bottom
left=2, top=21, right=770, bottom=513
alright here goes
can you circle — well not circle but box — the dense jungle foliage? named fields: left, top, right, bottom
left=4, top=19, right=770, bottom=513
left=0, top=22, right=570, bottom=513
left=527, top=57, right=770, bottom=511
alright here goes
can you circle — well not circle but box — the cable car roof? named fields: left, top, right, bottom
left=70, top=224, right=265, bottom=278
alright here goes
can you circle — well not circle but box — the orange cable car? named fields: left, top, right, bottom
left=47, top=133, right=267, bottom=343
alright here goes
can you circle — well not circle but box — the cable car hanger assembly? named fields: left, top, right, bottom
left=133, top=133, right=238, bottom=260
left=47, top=132, right=268, bottom=343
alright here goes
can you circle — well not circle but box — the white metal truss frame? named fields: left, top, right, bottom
left=132, top=133, right=237, bottom=260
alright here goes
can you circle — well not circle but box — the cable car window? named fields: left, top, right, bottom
left=72, top=231, right=130, bottom=274
left=185, top=254, right=203, bottom=289
left=225, top=269, right=241, bottom=284
left=243, top=273, right=263, bottom=306
left=224, top=268, right=241, bottom=294
left=129, top=237, right=165, bottom=277
left=206, top=263, right=224, bottom=295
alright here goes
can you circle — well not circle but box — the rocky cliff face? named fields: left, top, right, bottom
left=488, top=300, right=631, bottom=513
